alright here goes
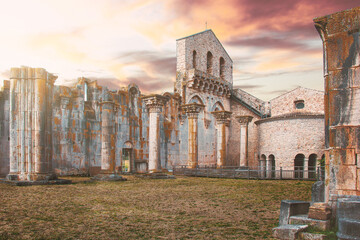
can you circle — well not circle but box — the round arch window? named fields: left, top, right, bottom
left=295, top=100, right=305, bottom=109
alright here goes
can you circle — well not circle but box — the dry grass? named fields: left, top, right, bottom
left=0, top=176, right=313, bottom=240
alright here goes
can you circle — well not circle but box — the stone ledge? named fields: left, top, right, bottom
left=272, top=224, right=308, bottom=240
left=135, top=173, right=176, bottom=179
left=0, top=178, right=72, bottom=186
left=299, top=232, right=326, bottom=240
left=90, top=174, right=127, bottom=181
left=289, top=215, right=330, bottom=231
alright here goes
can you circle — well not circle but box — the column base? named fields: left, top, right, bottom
left=136, top=172, right=175, bottom=179
left=91, top=173, right=127, bottom=181
left=2, top=173, right=71, bottom=186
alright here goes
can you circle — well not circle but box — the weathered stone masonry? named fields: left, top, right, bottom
left=0, top=29, right=325, bottom=179
left=314, top=7, right=360, bottom=205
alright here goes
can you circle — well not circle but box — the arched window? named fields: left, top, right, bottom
left=84, top=82, right=88, bottom=101
left=207, top=51, right=213, bottom=74
left=219, top=57, right=225, bottom=79
left=294, top=154, right=305, bottom=179
left=192, top=50, right=197, bottom=69
left=308, top=154, right=317, bottom=179
left=269, top=155, right=275, bottom=178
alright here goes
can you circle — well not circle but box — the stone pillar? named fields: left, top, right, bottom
left=212, top=111, right=232, bottom=167
left=7, top=67, right=57, bottom=181
left=143, top=94, right=168, bottom=172
left=235, top=116, right=253, bottom=167
left=182, top=103, right=204, bottom=168
left=99, top=100, right=118, bottom=174
left=314, top=7, right=360, bottom=205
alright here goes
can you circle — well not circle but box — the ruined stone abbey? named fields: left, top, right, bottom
left=0, top=29, right=325, bottom=180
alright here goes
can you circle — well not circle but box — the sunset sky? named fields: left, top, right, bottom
left=0, top=0, right=359, bottom=100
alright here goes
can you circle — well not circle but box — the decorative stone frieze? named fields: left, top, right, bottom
left=185, top=69, right=231, bottom=98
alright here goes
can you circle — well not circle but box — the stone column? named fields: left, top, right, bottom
left=235, top=116, right=253, bottom=167
left=7, top=67, right=57, bottom=181
left=182, top=103, right=204, bottom=168
left=314, top=8, right=360, bottom=204
left=143, top=95, right=168, bottom=173
left=99, top=100, right=117, bottom=174
left=212, top=111, right=232, bottom=168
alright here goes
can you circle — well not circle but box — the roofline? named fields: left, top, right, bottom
left=255, top=113, right=324, bottom=125
left=176, top=29, right=233, bottom=63
left=230, top=94, right=262, bottom=117
left=269, top=86, right=324, bottom=102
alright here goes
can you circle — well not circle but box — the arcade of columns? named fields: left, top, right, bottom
left=143, top=95, right=252, bottom=170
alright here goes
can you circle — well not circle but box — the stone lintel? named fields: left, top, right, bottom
left=235, top=115, right=253, bottom=125
left=314, top=6, right=360, bottom=40
left=182, top=103, right=204, bottom=118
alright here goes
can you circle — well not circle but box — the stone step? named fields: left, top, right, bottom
left=272, top=224, right=308, bottom=240
left=299, top=232, right=326, bottom=240
left=289, top=215, right=330, bottom=231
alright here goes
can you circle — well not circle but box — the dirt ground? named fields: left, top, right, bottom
left=0, top=176, right=313, bottom=240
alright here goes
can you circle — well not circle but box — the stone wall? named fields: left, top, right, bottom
left=314, top=7, right=360, bottom=203
left=228, top=99, right=260, bottom=168
left=256, top=116, right=325, bottom=170
left=270, top=87, right=324, bottom=117
left=0, top=81, right=9, bottom=177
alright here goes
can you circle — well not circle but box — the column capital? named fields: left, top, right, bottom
left=142, top=94, right=168, bottom=113
left=182, top=103, right=204, bottom=119
left=235, top=115, right=253, bottom=125
left=211, top=110, right=232, bottom=125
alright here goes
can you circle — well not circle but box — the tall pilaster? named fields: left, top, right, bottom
left=99, top=100, right=118, bottom=174
left=212, top=111, right=232, bottom=167
left=314, top=8, right=360, bottom=203
left=143, top=95, right=168, bottom=172
left=235, top=116, right=253, bottom=167
left=7, top=67, right=57, bottom=181
left=182, top=103, right=204, bottom=168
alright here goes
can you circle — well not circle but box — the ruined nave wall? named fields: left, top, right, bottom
left=0, top=81, right=10, bottom=177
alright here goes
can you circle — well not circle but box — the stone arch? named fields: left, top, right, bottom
left=122, top=141, right=133, bottom=173
left=187, top=94, right=205, bottom=105
left=128, top=85, right=139, bottom=116
left=192, top=50, right=197, bottom=69
left=211, top=101, right=224, bottom=112
left=207, top=51, right=213, bottom=74
left=219, top=57, right=225, bottom=79
left=268, top=154, right=275, bottom=178
left=308, top=154, right=317, bottom=179
left=294, top=153, right=305, bottom=179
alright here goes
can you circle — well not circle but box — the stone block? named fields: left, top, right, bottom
left=311, top=181, right=325, bottom=203
left=299, top=232, right=326, bottom=240
left=308, top=203, right=331, bottom=220
left=272, top=224, right=308, bottom=240
left=337, top=218, right=360, bottom=240
left=289, top=215, right=330, bottom=231
left=279, top=200, right=310, bottom=225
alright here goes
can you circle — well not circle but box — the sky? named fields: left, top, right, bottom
left=0, top=0, right=359, bottom=100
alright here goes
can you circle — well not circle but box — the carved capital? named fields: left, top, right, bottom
left=211, top=111, right=232, bottom=125
left=142, top=94, right=168, bottom=113
left=235, top=115, right=253, bottom=125
left=182, top=103, right=204, bottom=119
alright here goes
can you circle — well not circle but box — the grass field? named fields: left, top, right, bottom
left=0, top=176, right=313, bottom=240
